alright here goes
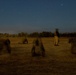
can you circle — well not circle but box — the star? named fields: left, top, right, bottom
left=60, top=3, right=63, bottom=6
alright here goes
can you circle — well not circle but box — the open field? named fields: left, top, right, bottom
left=0, top=37, right=76, bottom=75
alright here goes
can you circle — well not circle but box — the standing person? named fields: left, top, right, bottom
left=54, top=29, right=60, bottom=46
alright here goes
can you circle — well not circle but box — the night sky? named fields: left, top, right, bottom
left=0, top=0, right=76, bottom=33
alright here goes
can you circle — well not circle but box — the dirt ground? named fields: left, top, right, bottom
left=0, top=37, right=76, bottom=75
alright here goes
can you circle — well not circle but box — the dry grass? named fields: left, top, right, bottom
left=0, top=37, right=76, bottom=75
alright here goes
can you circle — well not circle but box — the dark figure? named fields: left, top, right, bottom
left=23, top=38, right=28, bottom=44
left=69, top=37, right=76, bottom=54
left=0, top=39, right=11, bottom=54
left=31, top=38, right=45, bottom=57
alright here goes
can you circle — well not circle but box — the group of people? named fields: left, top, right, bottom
left=31, top=29, right=60, bottom=57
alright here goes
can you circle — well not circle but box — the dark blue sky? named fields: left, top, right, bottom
left=0, top=0, right=76, bottom=33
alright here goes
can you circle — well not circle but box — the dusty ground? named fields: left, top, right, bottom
left=0, top=37, right=76, bottom=75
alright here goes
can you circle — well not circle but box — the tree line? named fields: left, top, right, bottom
left=0, top=31, right=76, bottom=37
